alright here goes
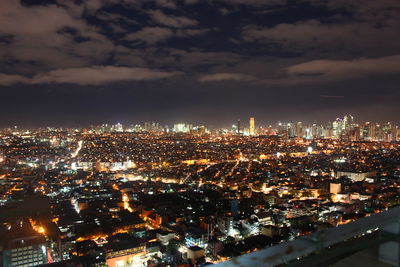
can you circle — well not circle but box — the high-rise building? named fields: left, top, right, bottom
left=0, top=149, right=4, bottom=163
left=363, top=122, right=373, bottom=140
left=392, top=126, right=398, bottom=142
left=173, top=123, right=192, bottom=133
left=332, top=119, right=342, bottom=139
left=1, top=220, right=48, bottom=267
left=192, top=126, right=207, bottom=135
left=115, top=123, right=123, bottom=132
left=305, top=127, right=313, bottom=139
left=249, top=117, right=255, bottom=136
left=343, top=115, right=354, bottom=132
left=287, top=123, right=295, bottom=138
left=295, top=122, right=303, bottom=137
left=370, top=123, right=376, bottom=140
left=144, top=122, right=163, bottom=133
left=350, top=126, right=361, bottom=141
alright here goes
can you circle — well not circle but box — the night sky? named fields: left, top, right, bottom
left=0, top=0, right=399, bottom=128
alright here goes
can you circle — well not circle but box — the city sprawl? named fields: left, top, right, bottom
left=1, top=116, right=399, bottom=266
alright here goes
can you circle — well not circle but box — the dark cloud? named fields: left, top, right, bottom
left=0, top=66, right=181, bottom=86
left=0, top=73, right=30, bottom=86
left=240, top=0, right=400, bottom=58
left=196, top=55, right=400, bottom=85
left=123, top=27, right=208, bottom=45
left=124, top=27, right=175, bottom=45
left=112, top=47, right=242, bottom=71
left=147, top=9, right=199, bottom=28
left=286, top=55, right=400, bottom=82
left=0, top=0, right=114, bottom=72
left=241, top=19, right=400, bottom=56
left=154, top=0, right=178, bottom=9
left=199, top=73, right=256, bottom=82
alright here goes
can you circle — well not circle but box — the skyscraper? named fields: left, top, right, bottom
left=295, top=122, right=303, bottom=137
left=249, top=117, right=255, bottom=136
left=1, top=220, right=48, bottom=267
left=173, top=123, right=192, bottom=133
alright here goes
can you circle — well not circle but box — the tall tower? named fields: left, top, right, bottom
left=296, top=122, right=303, bottom=137
left=370, top=123, right=376, bottom=140
left=249, top=117, right=255, bottom=136
left=237, top=119, right=241, bottom=135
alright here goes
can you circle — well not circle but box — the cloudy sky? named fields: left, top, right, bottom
left=0, top=0, right=399, bottom=127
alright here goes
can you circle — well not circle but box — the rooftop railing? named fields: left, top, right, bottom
left=216, top=206, right=400, bottom=267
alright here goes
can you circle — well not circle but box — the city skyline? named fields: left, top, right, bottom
left=2, top=115, right=398, bottom=144
left=1, top=115, right=399, bottom=131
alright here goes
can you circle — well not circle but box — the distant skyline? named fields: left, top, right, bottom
left=1, top=0, right=400, bottom=127
left=1, top=114, right=398, bottom=130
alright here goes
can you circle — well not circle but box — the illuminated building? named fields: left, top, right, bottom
left=192, top=125, right=207, bottom=135
left=295, top=122, right=303, bottom=137
left=336, top=171, right=377, bottom=182
left=332, top=119, right=342, bottom=138
left=173, top=123, right=192, bottom=133
left=260, top=225, right=281, bottom=238
left=249, top=117, right=255, bottom=136
left=187, top=246, right=205, bottom=265
left=383, top=122, right=397, bottom=142
left=185, top=228, right=209, bottom=248
left=1, top=221, right=48, bottom=267
left=217, top=216, right=234, bottom=236
left=115, top=123, right=123, bottom=132
left=105, top=235, right=146, bottom=267
left=1, top=240, right=48, bottom=267
left=370, top=123, right=376, bottom=140
left=0, top=149, right=4, bottom=163
left=394, top=127, right=399, bottom=141
left=305, top=128, right=312, bottom=139
left=343, top=115, right=353, bottom=132
left=330, top=183, right=342, bottom=194
left=350, top=126, right=361, bottom=141
left=156, top=232, right=176, bottom=246
left=144, top=122, right=163, bottom=133
left=287, top=123, right=295, bottom=138
left=105, top=243, right=146, bottom=267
